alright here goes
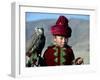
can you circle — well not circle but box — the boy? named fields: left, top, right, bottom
left=43, top=16, right=83, bottom=66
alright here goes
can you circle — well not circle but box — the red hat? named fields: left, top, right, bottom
left=51, top=16, right=72, bottom=38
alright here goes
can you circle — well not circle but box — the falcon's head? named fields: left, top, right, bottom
left=35, top=27, right=44, bottom=36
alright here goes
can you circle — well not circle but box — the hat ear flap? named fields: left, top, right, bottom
left=67, top=26, right=72, bottom=38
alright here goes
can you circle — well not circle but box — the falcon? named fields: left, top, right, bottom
left=26, top=27, right=45, bottom=67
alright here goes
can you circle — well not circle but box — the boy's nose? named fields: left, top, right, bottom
left=62, top=38, right=66, bottom=43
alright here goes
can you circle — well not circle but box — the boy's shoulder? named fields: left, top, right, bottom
left=47, top=45, right=55, bottom=49
left=44, top=44, right=73, bottom=54
left=64, top=44, right=72, bottom=48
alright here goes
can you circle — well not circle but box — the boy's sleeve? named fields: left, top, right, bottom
left=70, top=48, right=75, bottom=64
left=66, top=47, right=75, bottom=64
left=70, top=49, right=75, bottom=61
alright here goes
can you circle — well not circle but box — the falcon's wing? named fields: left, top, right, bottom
left=26, top=29, right=39, bottom=53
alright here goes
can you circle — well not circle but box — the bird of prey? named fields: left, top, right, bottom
left=26, top=27, right=46, bottom=67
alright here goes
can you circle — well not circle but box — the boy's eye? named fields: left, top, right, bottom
left=60, top=37, right=63, bottom=40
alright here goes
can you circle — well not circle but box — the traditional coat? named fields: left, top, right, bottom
left=43, top=45, right=75, bottom=66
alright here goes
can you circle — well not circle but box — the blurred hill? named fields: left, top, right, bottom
left=26, top=18, right=89, bottom=64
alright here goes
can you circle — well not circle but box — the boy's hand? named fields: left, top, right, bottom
left=75, top=57, right=84, bottom=65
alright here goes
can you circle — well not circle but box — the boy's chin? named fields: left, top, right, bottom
left=55, top=44, right=64, bottom=47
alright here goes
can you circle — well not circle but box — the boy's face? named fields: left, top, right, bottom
left=53, top=36, right=68, bottom=47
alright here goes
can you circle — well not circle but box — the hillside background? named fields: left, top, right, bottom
left=26, top=18, right=89, bottom=64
